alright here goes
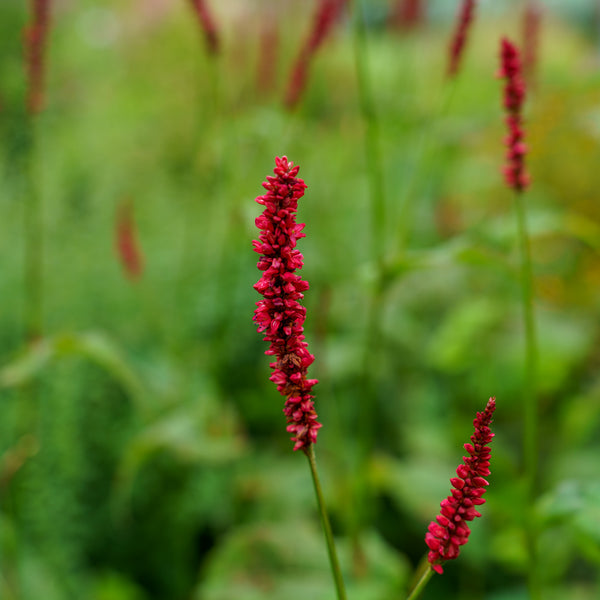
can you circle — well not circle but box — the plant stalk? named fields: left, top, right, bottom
left=351, top=0, right=386, bottom=265
left=306, top=444, right=347, bottom=600
left=405, top=564, right=434, bottom=600
left=514, top=189, right=540, bottom=600
left=24, top=114, right=43, bottom=341
left=349, top=0, right=388, bottom=557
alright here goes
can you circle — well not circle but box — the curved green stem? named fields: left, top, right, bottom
left=514, top=189, right=540, bottom=600
left=405, top=564, right=434, bottom=600
left=305, top=445, right=347, bottom=600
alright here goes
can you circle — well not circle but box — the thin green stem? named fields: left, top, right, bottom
left=351, top=0, right=386, bottom=265
left=513, top=189, right=540, bottom=600
left=396, top=79, right=457, bottom=253
left=405, top=564, right=434, bottom=600
left=305, top=444, right=347, bottom=600
left=24, top=114, right=43, bottom=341
left=349, top=0, right=387, bottom=558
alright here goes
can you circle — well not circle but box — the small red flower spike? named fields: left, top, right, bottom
left=115, top=200, right=144, bottom=281
left=188, top=0, right=219, bottom=55
left=447, top=0, right=476, bottom=77
left=284, top=0, right=347, bottom=109
left=253, top=157, right=321, bottom=452
left=498, top=37, right=530, bottom=191
left=23, top=0, right=51, bottom=114
left=522, top=1, right=543, bottom=87
left=425, top=397, right=496, bottom=574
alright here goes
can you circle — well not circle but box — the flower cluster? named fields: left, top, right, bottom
left=447, top=0, right=476, bottom=77
left=284, top=0, right=347, bottom=109
left=498, top=37, right=530, bottom=191
left=188, top=0, right=219, bottom=55
left=253, top=157, right=321, bottom=452
left=23, top=0, right=51, bottom=114
left=425, top=397, right=496, bottom=574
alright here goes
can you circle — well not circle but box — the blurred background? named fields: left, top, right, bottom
left=1, top=0, right=600, bottom=598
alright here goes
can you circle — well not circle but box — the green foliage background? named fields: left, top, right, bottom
left=1, top=1, right=600, bottom=599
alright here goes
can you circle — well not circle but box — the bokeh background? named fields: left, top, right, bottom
left=1, top=1, right=600, bottom=599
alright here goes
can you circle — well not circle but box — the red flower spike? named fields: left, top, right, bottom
left=257, top=20, right=280, bottom=94
left=425, top=397, right=496, bottom=574
left=389, top=0, right=425, bottom=31
left=447, top=0, right=476, bottom=77
left=23, top=0, right=51, bottom=114
left=188, top=0, right=219, bottom=55
left=284, top=0, right=347, bottom=110
left=253, top=157, right=321, bottom=452
left=115, top=200, right=144, bottom=281
left=498, top=37, right=530, bottom=191
left=522, top=1, right=542, bottom=86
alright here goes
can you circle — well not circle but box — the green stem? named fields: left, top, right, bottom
left=305, top=444, right=347, bottom=600
left=513, top=189, right=540, bottom=600
left=405, top=564, right=434, bottom=600
left=24, top=114, right=43, bottom=341
left=351, top=0, right=386, bottom=265
left=396, top=78, right=457, bottom=254
left=349, top=0, right=387, bottom=558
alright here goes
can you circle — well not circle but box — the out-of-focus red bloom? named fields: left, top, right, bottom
left=257, top=20, right=280, bottom=94
left=253, top=157, right=321, bottom=452
left=498, top=37, right=530, bottom=191
left=447, top=0, right=476, bottom=77
left=188, top=0, right=219, bottom=55
left=522, top=1, right=542, bottom=85
left=425, top=397, right=496, bottom=574
left=284, top=0, right=347, bottom=109
left=115, top=201, right=144, bottom=281
left=23, top=0, right=51, bottom=114
left=389, top=0, right=425, bottom=30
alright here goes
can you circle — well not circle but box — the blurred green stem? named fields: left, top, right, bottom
left=396, top=79, right=456, bottom=252
left=405, top=564, right=434, bottom=600
left=351, top=0, right=385, bottom=264
left=24, top=114, right=43, bottom=341
left=306, top=445, right=347, bottom=600
left=514, top=189, right=540, bottom=600
left=349, top=0, right=386, bottom=557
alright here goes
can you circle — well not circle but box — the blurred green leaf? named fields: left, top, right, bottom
left=196, top=521, right=408, bottom=600
left=0, top=331, right=148, bottom=413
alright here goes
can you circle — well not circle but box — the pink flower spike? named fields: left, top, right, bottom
left=115, top=200, right=144, bottom=281
left=425, top=397, right=496, bottom=574
left=522, top=1, right=543, bottom=86
left=284, top=0, right=347, bottom=110
left=389, top=0, right=425, bottom=31
left=188, top=0, right=219, bottom=55
left=252, top=157, right=321, bottom=452
left=447, top=0, right=476, bottom=78
left=23, top=0, right=51, bottom=114
left=498, top=37, right=530, bottom=192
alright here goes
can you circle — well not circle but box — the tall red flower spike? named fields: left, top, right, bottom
left=115, top=200, right=144, bottom=281
left=257, top=20, right=280, bottom=94
left=498, top=37, right=530, bottom=191
left=425, top=397, right=496, bottom=574
left=284, top=0, right=347, bottom=109
left=522, top=1, right=542, bottom=86
left=447, top=0, right=476, bottom=77
left=23, top=0, right=51, bottom=114
left=253, top=157, right=321, bottom=452
left=188, top=0, right=219, bottom=55
left=389, top=0, right=425, bottom=31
